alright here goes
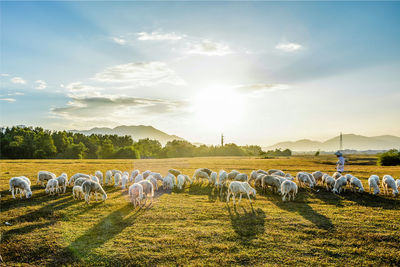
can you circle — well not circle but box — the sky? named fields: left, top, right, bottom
left=1, top=1, right=400, bottom=146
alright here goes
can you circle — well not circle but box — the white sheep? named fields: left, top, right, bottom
left=112, top=170, right=122, bottom=176
left=69, top=173, right=90, bottom=186
left=332, top=172, right=341, bottom=180
left=45, top=178, right=59, bottom=195
left=368, top=175, right=380, bottom=195
left=350, top=176, right=364, bottom=193
left=138, top=180, right=154, bottom=205
left=128, top=183, right=143, bottom=208
left=332, top=176, right=348, bottom=194
left=215, top=170, right=228, bottom=196
left=130, top=170, right=139, bottom=183
left=135, top=174, right=144, bottom=184
left=226, top=181, right=256, bottom=205
left=177, top=174, right=186, bottom=190
left=95, top=171, right=103, bottom=184
left=250, top=171, right=258, bottom=183
left=209, top=172, right=218, bottom=185
left=267, top=169, right=282, bottom=175
left=114, top=173, right=122, bottom=187
left=105, top=170, right=113, bottom=185
left=192, top=169, right=209, bottom=183
left=74, top=177, right=90, bottom=187
left=146, top=176, right=158, bottom=191
left=285, top=173, right=294, bottom=181
left=262, top=175, right=282, bottom=194
left=142, top=170, right=152, bottom=179
left=227, top=170, right=240, bottom=180
left=121, top=174, right=128, bottom=189
left=306, top=173, right=316, bottom=186
left=256, top=169, right=268, bottom=175
left=72, top=185, right=84, bottom=200
left=296, top=172, right=314, bottom=188
left=163, top=175, right=174, bottom=190
left=234, top=173, right=248, bottom=182
left=271, top=170, right=285, bottom=177
left=56, top=173, right=68, bottom=193
left=324, top=175, right=336, bottom=192
left=37, top=171, right=56, bottom=187
left=281, top=180, right=298, bottom=202
left=151, top=172, right=163, bottom=182
left=82, top=180, right=107, bottom=204
left=90, top=175, right=100, bottom=183
left=345, top=174, right=354, bottom=184
left=312, top=171, right=324, bottom=185
left=9, top=177, right=32, bottom=199
left=396, top=179, right=400, bottom=190
left=382, top=175, right=399, bottom=197
left=184, top=175, right=192, bottom=185
left=14, top=176, right=31, bottom=195
left=168, top=169, right=181, bottom=177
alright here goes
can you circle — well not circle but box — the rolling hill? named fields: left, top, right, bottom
left=70, top=125, right=184, bottom=144
left=265, top=134, right=400, bottom=151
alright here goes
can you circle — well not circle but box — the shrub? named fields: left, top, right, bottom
left=377, top=149, right=400, bottom=166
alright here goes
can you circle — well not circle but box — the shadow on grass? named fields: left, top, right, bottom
left=226, top=205, right=265, bottom=244
left=59, top=203, right=142, bottom=263
left=340, top=191, right=400, bottom=209
left=266, top=190, right=335, bottom=231
left=187, top=183, right=222, bottom=202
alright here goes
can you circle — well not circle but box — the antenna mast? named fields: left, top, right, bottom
left=221, top=133, right=224, bottom=147
left=339, top=132, right=343, bottom=151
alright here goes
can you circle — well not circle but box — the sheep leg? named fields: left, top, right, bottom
left=238, top=193, right=242, bottom=204
left=232, top=194, right=236, bottom=205
left=246, top=192, right=251, bottom=203
left=11, top=187, right=15, bottom=199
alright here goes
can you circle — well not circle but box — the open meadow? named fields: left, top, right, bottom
left=1, top=155, right=400, bottom=266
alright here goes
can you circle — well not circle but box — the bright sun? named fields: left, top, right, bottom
left=193, top=85, right=244, bottom=132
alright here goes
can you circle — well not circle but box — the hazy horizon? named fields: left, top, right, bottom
left=1, top=2, right=400, bottom=145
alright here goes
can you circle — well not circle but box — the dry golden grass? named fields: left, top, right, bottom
left=1, top=156, right=399, bottom=266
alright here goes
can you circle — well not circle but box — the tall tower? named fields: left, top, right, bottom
left=339, top=132, right=343, bottom=151
left=221, top=133, right=224, bottom=147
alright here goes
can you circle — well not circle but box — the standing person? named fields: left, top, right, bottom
left=335, top=151, right=345, bottom=174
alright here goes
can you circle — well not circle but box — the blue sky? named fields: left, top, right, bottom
left=1, top=1, right=400, bottom=145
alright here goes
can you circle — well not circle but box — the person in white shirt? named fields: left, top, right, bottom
left=335, top=151, right=345, bottom=174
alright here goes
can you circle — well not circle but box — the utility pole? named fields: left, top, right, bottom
left=339, top=132, right=343, bottom=151
left=221, top=133, right=224, bottom=147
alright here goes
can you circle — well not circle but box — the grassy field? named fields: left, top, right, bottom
left=1, top=156, right=400, bottom=266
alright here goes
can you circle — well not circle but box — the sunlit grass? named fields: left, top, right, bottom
left=1, top=156, right=399, bottom=265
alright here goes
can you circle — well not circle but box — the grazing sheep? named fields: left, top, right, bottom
left=324, top=175, right=336, bottom=192
left=215, top=170, right=228, bottom=196
left=350, top=177, right=364, bottom=193
left=209, top=172, right=218, bottom=185
left=256, top=169, right=268, bottom=175
left=168, top=169, right=181, bottom=177
left=254, top=173, right=265, bottom=188
left=130, top=170, right=139, bottom=183
left=138, top=180, right=154, bottom=205
left=332, top=172, right=341, bottom=179
left=72, top=185, right=84, bottom=200
left=45, top=179, right=59, bottom=195
left=177, top=174, right=186, bottom=190
left=262, top=175, right=282, bottom=194
left=192, top=169, right=209, bottom=183
left=271, top=170, right=285, bottom=177
left=146, top=176, right=158, bottom=191
left=250, top=171, right=258, bottom=183
left=234, top=173, right=248, bottom=182
left=184, top=175, right=192, bottom=184
left=82, top=180, right=107, bottom=204
left=74, top=177, right=90, bottom=187
left=345, top=174, right=354, bottom=184
left=114, top=173, right=122, bottom=187
left=332, top=176, right=348, bottom=194
left=151, top=172, right=163, bottom=182
left=91, top=175, right=100, bottom=183
left=281, top=180, right=298, bottom=202
left=199, top=168, right=212, bottom=176
left=226, top=181, right=256, bottom=205
left=368, top=175, right=380, bottom=195
left=312, top=171, right=324, bottom=185
left=128, top=183, right=143, bottom=208
left=69, top=173, right=90, bottom=186
left=142, top=170, right=152, bottom=179
left=56, top=173, right=68, bottom=193
left=135, top=174, right=144, bottom=184
left=306, top=173, right=316, bottom=186
left=163, top=175, right=174, bottom=190
left=285, top=173, right=294, bottom=181
left=382, top=175, right=399, bottom=197
left=95, top=171, right=103, bottom=184
left=121, top=174, right=128, bottom=189
left=396, top=179, right=400, bottom=190
left=105, top=170, right=113, bottom=185
left=112, top=170, right=122, bottom=176
left=14, top=176, right=31, bottom=195
left=227, top=170, right=240, bottom=180
left=9, top=177, right=32, bottom=199
left=296, top=172, right=314, bottom=188
left=37, top=171, right=56, bottom=187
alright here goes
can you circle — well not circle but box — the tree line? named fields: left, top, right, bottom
left=0, top=126, right=291, bottom=159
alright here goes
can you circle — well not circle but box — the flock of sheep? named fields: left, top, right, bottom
left=8, top=167, right=400, bottom=206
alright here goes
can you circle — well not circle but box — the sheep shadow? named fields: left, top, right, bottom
left=340, top=191, right=400, bottom=210
left=309, top=187, right=344, bottom=208
left=226, top=205, right=266, bottom=244
left=266, top=191, right=335, bottom=231
left=63, top=203, right=142, bottom=261
left=187, top=183, right=220, bottom=202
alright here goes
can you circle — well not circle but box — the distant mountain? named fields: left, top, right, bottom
left=265, top=134, right=400, bottom=151
left=70, top=125, right=185, bottom=144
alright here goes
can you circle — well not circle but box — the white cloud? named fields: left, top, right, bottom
left=275, top=42, right=302, bottom=52
left=112, top=37, right=126, bottom=45
left=35, top=80, right=47, bottom=90
left=235, top=83, right=289, bottom=95
left=11, top=77, right=26, bottom=84
left=1, top=73, right=10, bottom=77
left=137, top=31, right=184, bottom=41
left=92, top=62, right=185, bottom=86
left=7, top=92, right=24, bottom=96
left=185, top=40, right=233, bottom=56
left=0, top=98, right=16, bottom=102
